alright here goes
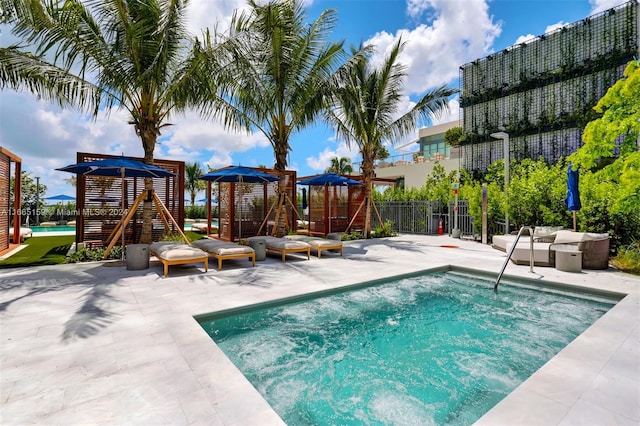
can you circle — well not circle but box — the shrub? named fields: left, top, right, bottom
left=67, top=246, right=123, bottom=263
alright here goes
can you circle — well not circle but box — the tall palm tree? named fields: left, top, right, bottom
left=327, top=39, right=457, bottom=237
left=201, top=0, right=365, bottom=235
left=0, top=0, right=221, bottom=243
left=325, top=156, right=353, bottom=174
left=184, top=162, right=206, bottom=206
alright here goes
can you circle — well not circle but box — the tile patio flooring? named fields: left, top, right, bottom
left=1, top=234, right=638, bottom=425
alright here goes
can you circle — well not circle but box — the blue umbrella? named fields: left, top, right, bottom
left=45, top=194, right=76, bottom=201
left=57, top=157, right=176, bottom=178
left=197, top=166, right=280, bottom=184
left=45, top=194, right=76, bottom=221
left=565, top=163, right=581, bottom=231
left=298, top=173, right=363, bottom=233
left=198, top=166, right=280, bottom=240
left=297, top=173, right=363, bottom=187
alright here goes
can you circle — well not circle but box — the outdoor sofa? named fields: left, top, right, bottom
left=492, top=228, right=610, bottom=269
left=191, top=238, right=255, bottom=270
left=149, top=241, right=209, bottom=277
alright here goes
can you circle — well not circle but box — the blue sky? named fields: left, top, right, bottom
left=0, top=0, right=622, bottom=199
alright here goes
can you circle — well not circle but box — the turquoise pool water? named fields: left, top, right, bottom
left=31, top=225, right=75, bottom=232
left=199, top=271, right=617, bottom=425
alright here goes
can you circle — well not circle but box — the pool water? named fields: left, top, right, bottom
left=31, top=225, right=76, bottom=232
left=199, top=271, right=617, bottom=425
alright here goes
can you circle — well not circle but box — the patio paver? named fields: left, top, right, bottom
left=1, top=234, right=638, bottom=425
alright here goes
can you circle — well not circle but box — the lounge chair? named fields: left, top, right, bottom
left=190, top=223, right=209, bottom=233
left=9, top=227, right=32, bottom=242
left=149, top=242, right=209, bottom=277
left=284, top=235, right=343, bottom=258
left=191, top=238, right=255, bottom=270
left=248, top=236, right=310, bottom=262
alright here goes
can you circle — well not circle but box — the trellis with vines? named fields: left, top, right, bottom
left=459, top=0, right=638, bottom=173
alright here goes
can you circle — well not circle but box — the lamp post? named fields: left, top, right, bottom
left=35, top=176, right=40, bottom=226
left=490, top=131, right=509, bottom=234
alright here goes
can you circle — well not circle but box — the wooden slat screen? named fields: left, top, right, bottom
left=0, top=153, right=9, bottom=250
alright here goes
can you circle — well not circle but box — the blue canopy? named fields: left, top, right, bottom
left=45, top=194, right=76, bottom=201
left=298, top=173, right=363, bottom=187
left=565, top=164, right=581, bottom=211
left=198, top=166, right=280, bottom=183
left=56, top=157, right=175, bottom=178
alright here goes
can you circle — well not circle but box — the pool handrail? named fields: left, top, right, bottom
left=495, top=226, right=534, bottom=292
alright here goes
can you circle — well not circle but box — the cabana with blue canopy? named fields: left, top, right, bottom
left=57, top=156, right=183, bottom=258
left=198, top=166, right=281, bottom=241
left=297, top=173, right=365, bottom=235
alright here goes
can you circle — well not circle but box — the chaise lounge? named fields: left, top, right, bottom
left=248, top=236, right=310, bottom=262
left=9, top=227, right=33, bottom=242
left=149, top=242, right=209, bottom=277
left=191, top=238, right=255, bottom=270
left=284, top=235, right=343, bottom=258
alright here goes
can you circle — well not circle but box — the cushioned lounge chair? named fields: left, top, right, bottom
left=149, top=242, right=209, bottom=277
left=284, top=235, right=343, bottom=258
left=191, top=238, right=255, bottom=270
left=9, top=227, right=32, bottom=242
left=248, top=236, right=310, bottom=262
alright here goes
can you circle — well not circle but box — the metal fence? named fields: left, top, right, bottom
left=372, top=200, right=476, bottom=237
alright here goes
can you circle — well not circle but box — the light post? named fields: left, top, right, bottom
left=35, top=176, right=40, bottom=226
left=490, top=131, right=509, bottom=234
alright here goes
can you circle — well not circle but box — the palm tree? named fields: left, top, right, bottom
left=184, top=162, right=206, bottom=206
left=1, top=0, right=220, bottom=243
left=325, top=156, right=353, bottom=174
left=327, top=39, right=457, bottom=237
left=201, top=0, right=365, bottom=235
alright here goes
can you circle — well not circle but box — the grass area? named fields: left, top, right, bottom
left=0, top=231, right=207, bottom=269
left=0, top=236, right=75, bottom=269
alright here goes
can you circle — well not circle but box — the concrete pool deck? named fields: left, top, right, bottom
left=0, top=234, right=638, bottom=425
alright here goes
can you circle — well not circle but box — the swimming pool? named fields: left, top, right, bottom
left=199, top=271, right=618, bottom=425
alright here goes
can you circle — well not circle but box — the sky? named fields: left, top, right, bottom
left=0, top=0, right=625, bottom=199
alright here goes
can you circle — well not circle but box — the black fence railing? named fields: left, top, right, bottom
left=371, top=200, right=477, bottom=237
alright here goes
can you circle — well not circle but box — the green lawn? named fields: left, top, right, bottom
left=0, top=231, right=206, bottom=269
left=0, top=235, right=75, bottom=269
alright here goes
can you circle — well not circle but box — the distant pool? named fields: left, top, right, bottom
left=199, top=271, right=618, bottom=425
left=31, top=225, right=75, bottom=233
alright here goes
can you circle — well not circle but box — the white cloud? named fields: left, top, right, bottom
left=590, top=0, right=627, bottom=14
left=305, top=141, right=359, bottom=172
left=366, top=0, right=501, bottom=95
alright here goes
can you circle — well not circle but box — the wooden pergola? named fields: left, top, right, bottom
left=202, top=168, right=298, bottom=242
left=74, top=152, right=185, bottom=248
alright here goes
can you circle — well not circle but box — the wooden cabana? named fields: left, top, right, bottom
left=0, top=147, right=22, bottom=252
left=298, top=175, right=397, bottom=236
left=74, top=152, right=185, bottom=248
left=204, top=167, right=297, bottom=242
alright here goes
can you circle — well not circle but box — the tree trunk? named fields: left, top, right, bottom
left=273, top=139, right=289, bottom=237
left=361, top=152, right=375, bottom=238
left=139, top=128, right=157, bottom=245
